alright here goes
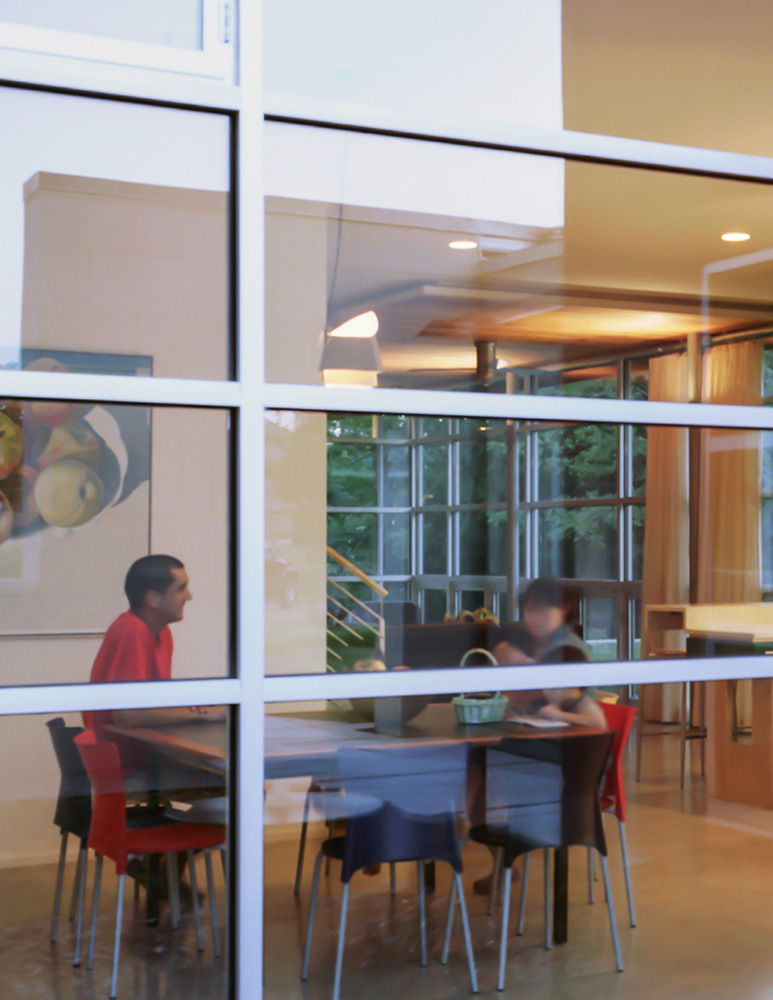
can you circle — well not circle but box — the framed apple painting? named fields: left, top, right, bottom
left=0, top=349, right=151, bottom=636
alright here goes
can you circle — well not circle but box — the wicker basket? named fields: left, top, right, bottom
left=452, top=692, right=508, bottom=725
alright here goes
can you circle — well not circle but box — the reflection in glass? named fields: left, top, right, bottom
left=0, top=401, right=229, bottom=685
left=1, top=708, right=228, bottom=998
left=0, top=89, right=229, bottom=380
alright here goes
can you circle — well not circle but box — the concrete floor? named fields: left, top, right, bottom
left=4, top=734, right=773, bottom=999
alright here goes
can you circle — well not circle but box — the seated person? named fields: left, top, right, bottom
left=493, top=577, right=606, bottom=729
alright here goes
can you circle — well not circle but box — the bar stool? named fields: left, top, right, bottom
left=636, top=656, right=706, bottom=788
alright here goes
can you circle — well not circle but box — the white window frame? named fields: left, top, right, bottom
left=1, top=5, right=773, bottom=997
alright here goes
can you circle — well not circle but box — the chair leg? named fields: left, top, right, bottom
left=51, top=831, right=68, bottom=942
left=599, top=854, right=624, bottom=972
left=205, top=848, right=221, bottom=957
left=294, top=787, right=312, bottom=895
left=188, top=850, right=204, bottom=952
left=417, top=861, right=427, bottom=967
left=166, top=852, right=181, bottom=928
left=488, top=847, right=502, bottom=915
left=86, top=854, right=103, bottom=972
left=543, top=849, right=552, bottom=950
left=332, top=881, right=350, bottom=1000
left=441, top=869, right=457, bottom=965
left=516, top=852, right=530, bottom=935
left=454, top=872, right=478, bottom=994
left=389, top=861, right=396, bottom=897
left=497, top=861, right=512, bottom=991
left=301, top=849, right=323, bottom=980
left=110, top=873, right=126, bottom=999
left=69, top=839, right=83, bottom=921
left=618, top=821, right=636, bottom=927
left=73, top=845, right=88, bottom=968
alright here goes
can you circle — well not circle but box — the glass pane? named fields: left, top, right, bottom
left=327, top=441, right=376, bottom=507
left=0, top=88, right=229, bottom=380
left=265, top=1, right=773, bottom=157
left=459, top=510, right=508, bottom=576
left=268, top=408, right=773, bottom=673
left=382, top=445, right=410, bottom=507
left=421, top=444, right=448, bottom=505
left=0, top=400, right=229, bottom=684
left=584, top=594, right=617, bottom=661
left=3, top=706, right=229, bottom=996
left=381, top=414, right=409, bottom=439
left=536, top=425, right=618, bottom=501
left=0, top=0, right=204, bottom=48
left=266, top=151, right=773, bottom=401
left=421, top=513, right=447, bottom=576
left=459, top=426, right=508, bottom=505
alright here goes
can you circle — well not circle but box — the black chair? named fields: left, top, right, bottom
left=456, top=731, right=621, bottom=990
left=46, top=718, right=93, bottom=962
left=301, top=746, right=478, bottom=1000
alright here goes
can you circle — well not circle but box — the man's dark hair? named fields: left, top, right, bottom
left=125, top=555, right=184, bottom=610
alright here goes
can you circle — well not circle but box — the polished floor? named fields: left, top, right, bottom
left=4, top=735, right=773, bottom=999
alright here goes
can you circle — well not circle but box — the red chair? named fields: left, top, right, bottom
left=590, top=702, right=637, bottom=928
left=74, top=729, right=225, bottom=999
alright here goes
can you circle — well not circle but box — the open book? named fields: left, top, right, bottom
left=506, top=714, right=570, bottom=729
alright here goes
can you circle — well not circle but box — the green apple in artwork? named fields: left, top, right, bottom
left=0, top=411, right=23, bottom=478
left=34, top=460, right=104, bottom=528
left=37, top=422, right=101, bottom=470
left=0, top=489, right=13, bottom=544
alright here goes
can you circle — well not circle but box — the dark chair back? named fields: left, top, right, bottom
left=46, top=717, right=91, bottom=842
left=558, top=730, right=614, bottom=852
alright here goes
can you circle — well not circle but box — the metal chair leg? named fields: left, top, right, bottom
left=73, top=846, right=88, bottom=967
left=205, top=848, right=221, bottom=957
left=188, top=850, right=204, bottom=951
left=455, top=872, right=478, bottom=993
left=294, top=787, right=312, bottom=894
left=332, top=881, right=350, bottom=1000
left=441, top=868, right=457, bottom=965
left=516, top=852, right=530, bottom=935
left=417, top=861, right=428, bottom=967
left=497, top=860, right=512, bottom=991
left=84, top=853, right=102, bottom=971
left=51, top=831, right=68, bottom=942
left=488, top=847, right=502, bottom=915
left=680, top=682, right=687, bottom=789
left=69, top=839, right=82, bottom=921
left=599, top=855, right=623, bottom=972
left=544, top=849, right=552, bottom=950
left=618, top=821, right=636, bottom=927
left=109, top=873, right=126, bottom=999
left=301, top=850, right=323, bottom=980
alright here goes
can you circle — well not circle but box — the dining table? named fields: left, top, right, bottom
left=107, top=703, right=607, bottom=944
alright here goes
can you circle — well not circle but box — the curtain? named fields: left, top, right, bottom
left=641, top=354, right=690, bottom=661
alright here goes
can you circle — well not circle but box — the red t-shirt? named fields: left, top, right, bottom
left=85, top=611, right=173, bottom=726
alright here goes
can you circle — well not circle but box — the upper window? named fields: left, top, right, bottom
left=0, top=0, right=233, bottom=81
left=0, top=87, right=231, bottom=381
left=265, top=0, right=773, bottom=157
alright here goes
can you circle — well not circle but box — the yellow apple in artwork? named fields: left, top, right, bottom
left=37, top=422, right=101, bottom=471
left=34, top=460, right=104, bottom=528
left=0, top=411, right=23, bottom=478
left=2, top=465, right=39, bottom=529
left=0, top=489, right=13, bottom=544
left=24, top=358, right=88, bottom=427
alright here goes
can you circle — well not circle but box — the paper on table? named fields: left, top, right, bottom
left=506, top=715, right=570, bottom=728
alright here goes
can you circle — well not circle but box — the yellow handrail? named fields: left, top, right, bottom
left=326, top=545, right=389, bottom=597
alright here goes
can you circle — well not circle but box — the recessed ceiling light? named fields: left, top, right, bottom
left=721, top=232, right=751, bottom=242
left=448, top=240, right=478, bottom=250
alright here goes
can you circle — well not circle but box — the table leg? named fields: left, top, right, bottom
left=466, top=746, right=487, bottom=826
left=553, top=847, right=569, bottom=945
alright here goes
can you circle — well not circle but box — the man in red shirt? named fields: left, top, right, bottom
left=86, top=554, right=192, bottom=725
